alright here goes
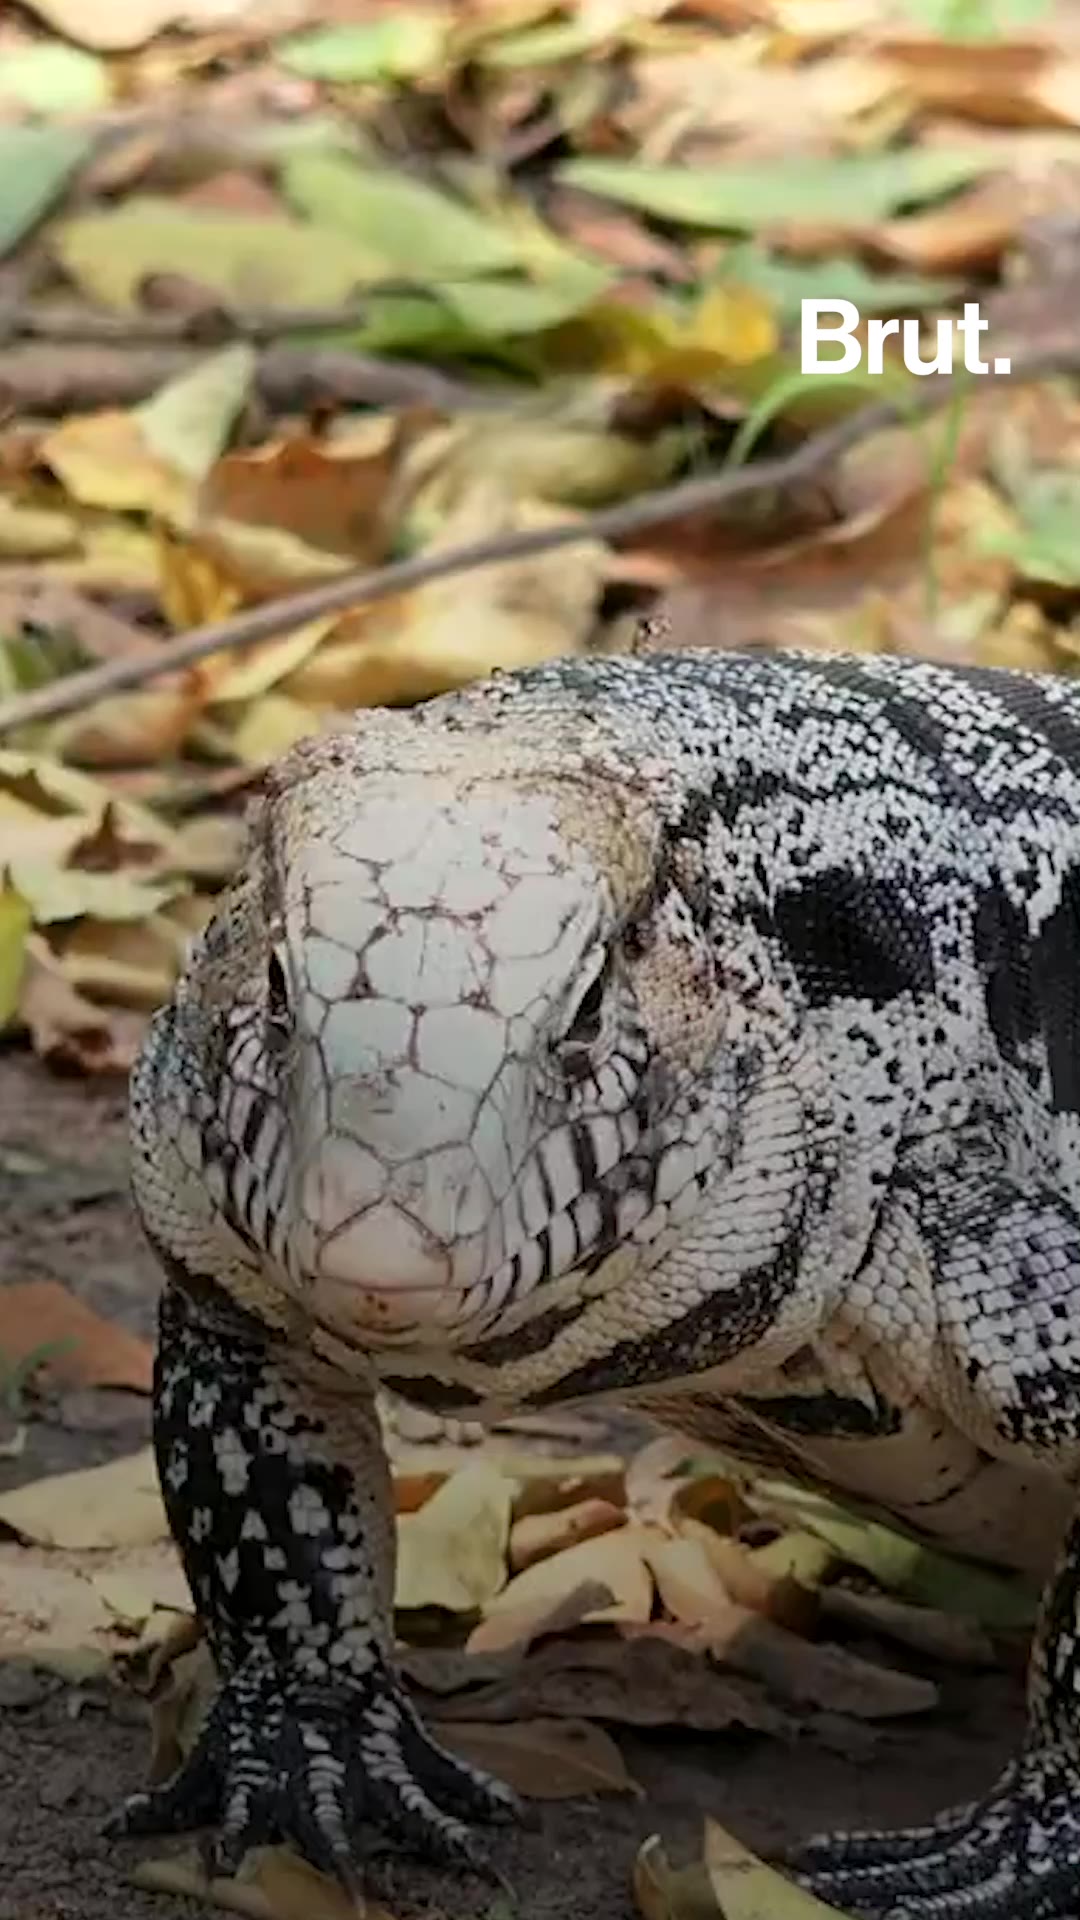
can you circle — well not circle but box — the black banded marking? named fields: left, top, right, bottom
left=773, top=871, right=935, bottom=1009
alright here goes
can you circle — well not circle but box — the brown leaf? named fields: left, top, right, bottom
left=55, top=916, right=183, bottom=1010
left=638, top=1614, right=938, bottom=1720
left=392, top=1469, right=450, bottom=1516
left=433, top=1716, right=642, bottom=1800
left=0, top=1279, right=152, bottom=1393
left=874, top=35, right=1080, bottom=133
left=869, top=176, right=1027, bottom=273
left=819, top=1586, right=996, bottom=1667
left=47, top=686, right=199, bottom=769
left=19, top=934, right=142, bottom=1075
left=198, top=420, right=412, bottom=566
left=412, top=1631, right=792, bottom=1738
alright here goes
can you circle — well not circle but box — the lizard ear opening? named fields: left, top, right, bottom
left=557, top=956, right=610, bottom=1080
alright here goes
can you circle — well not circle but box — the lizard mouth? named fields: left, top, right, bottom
left=309, top=1201, right=465, bottom=1333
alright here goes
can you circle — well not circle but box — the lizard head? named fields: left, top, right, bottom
left=143, top=682, right=735, bottom=1355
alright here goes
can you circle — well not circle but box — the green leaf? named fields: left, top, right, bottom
left=0, top=44, right=108, bottom=114
left=277, top=13, right=446, bottom=81
left=52, top=199, right=386, bottom=310
left=137, top=344, right=256, bottom=484
left=0, top=124, right=93, bottom=259
left=979, top=468, right=1080, bottom=587
left=556, top=149, right=990, bottom=232
left=746, top=1480, right=1038, bottom=1630
left=713, top=244, right=960, bottom=323
left=899, top=0, right=1051, bottom=37
left=281, top=154, right=523, bottom=281
left=441, top=269, right=608, bottom=337
left=0, top=886, right=30, bottom=1030
left=479, top=17, right=619, bottom=66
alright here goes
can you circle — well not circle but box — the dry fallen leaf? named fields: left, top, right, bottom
left=134, top=1842, right=399, bottom=1920
left=0, top=1279, right=152, bottom=1393
left=40, top=346, right=256, bottom=528
left=394, top=1461, right=514, bottom=1612
left=20, top=0, right=265, bottom=53
left=284, top=487, right=607, bottom=710
left=465, top=1576, right=617, bottom=1658
left=0, top=1446, right=166, bottom=1549
left=434, top=1715, right=642, bottom=1800
left=637, top=1612, right=938, bottom=1720
left=704, top=1817, right=854, bottom=1920
left=509, top=1495, right=627, bottom=1573
left=480, top=1522, right=655, bottom=1631
left=18, top=934, right=142, bottom=1074
left=410, top=1631, right=792, bottom=1738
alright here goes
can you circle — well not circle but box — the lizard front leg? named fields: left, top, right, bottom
left=109, top=1279, right=517, bottom=1881
left=785, top=1173, right=1080, bottom=1919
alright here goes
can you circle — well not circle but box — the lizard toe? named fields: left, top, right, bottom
left=783, top=1750, right=1080, bottom=1919
left=104, top=1719, right=224, bottom=1840
left=351, top=1679, right=519, bottom=1865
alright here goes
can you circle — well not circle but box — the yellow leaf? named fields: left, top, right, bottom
left=0, top=1447, right=166, bottom=1549
left=0, top=883, right=30, bottom=1028
left=158, top=523, right=243, bottom=629
left=285, top=489, right=606, bottom=710
left=395, top=1461, right=514, bottom=1612
left=40, top=346, right=254, bottom=529
left=703, top=1819, right=854, bottom=1920
left=55, top=199, right=385, bottom=311
left=7, top=860, right=180, bottom=924
left=0, top=495, right=79, bottom=559
left=199, top=619, right=335, bottom=707
left=682, top=285, right=780, bottom=367
left=227, top=694, right=321, bottom=766
left=407, top=414, right=677, bottom=519
left=478, top=1522, right=654, bottom=1636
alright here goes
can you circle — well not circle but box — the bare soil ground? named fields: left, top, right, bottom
left=0, top=1048, right=1026, bottom=1920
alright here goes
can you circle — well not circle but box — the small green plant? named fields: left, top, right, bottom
left=722, top=358, right=969, bottom=624
left=0, top=1337, right=74, bottom=1419
left=900, top=0, right=1051, bottom=40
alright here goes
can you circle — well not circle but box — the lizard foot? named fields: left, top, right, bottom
left=107, top=1644, right=519, bottom=1884
left=782, top=1750, right=1080, bottom=1919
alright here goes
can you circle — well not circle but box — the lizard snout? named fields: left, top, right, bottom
left=311, top=1201, right=461, bottom=1336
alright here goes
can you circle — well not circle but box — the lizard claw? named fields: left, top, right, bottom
left=782, top=1749, right=1080, bottom=1919
left=109, top=1645, right=519, bottom=1886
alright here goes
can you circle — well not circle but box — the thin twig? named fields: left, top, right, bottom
left=0, top=294, right=425, bottom=347
left=1, top=346, right=1076, bottom=739
left=0, top=342, right=497, bottom=416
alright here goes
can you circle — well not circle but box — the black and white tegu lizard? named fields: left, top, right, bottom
left=113, top=644, right=1080, bottom=1919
